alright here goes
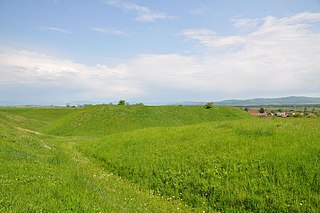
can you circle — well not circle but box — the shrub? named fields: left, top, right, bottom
left=204, top=102, right=213, bottom=109
left=118, top=100, right=126, bottom=105
left=259, top=107, right=265, bottom=113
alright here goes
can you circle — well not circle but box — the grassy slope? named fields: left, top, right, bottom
left=2, top=105, right=319, bottom=212
left=0, top=108, right=192, bottom=212
left=45, top=105, right=250, bottom=136
left=0, top=107, right=76, bottom=131
left=77, top=118, right=320, bottom=212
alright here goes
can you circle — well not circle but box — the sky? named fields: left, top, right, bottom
left=1, top=0, right=320, bottom=105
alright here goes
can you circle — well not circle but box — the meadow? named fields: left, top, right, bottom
left=1, top=105, right=319, bottom=212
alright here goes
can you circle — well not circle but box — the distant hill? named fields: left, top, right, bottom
left=215, top=96, right=320, bottom=106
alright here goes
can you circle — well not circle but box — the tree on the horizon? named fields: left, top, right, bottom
left=118, top=100, right=126, bottom=105
left=259, top=107, right=265, bottom=113
left=204, top=102, right=214, bottom=109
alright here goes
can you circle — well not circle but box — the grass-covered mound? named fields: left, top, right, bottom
left=0, top=107, right=76, bottom=131
left=77, top=118, right=320, bottom=212
left=2, top=105, right=319, bottom=212
left=0, top=108, right=191, bottom=212
left=45, top=104, right=250, bottom=136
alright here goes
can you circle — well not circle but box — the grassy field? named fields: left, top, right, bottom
left=44, top=105, right=250, bottom=136
left=1, top=105, right=319, bottom=212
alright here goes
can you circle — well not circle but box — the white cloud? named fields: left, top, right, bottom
left=1, top=12, right=320, bottom=103
left=281, top=12, right=320, bottom=24
left=103, top=0, right=173, bottom=22
left=0, top=48, right=142, bottom=102
left=181, top=12, right=320, bottom=49
left=177, top=12, right=320, bottom=98
left=180, top=29, right=246, bottom=47
left=231, top=18, right=258, bottom=31
left=38, top=26, right=71, bottom=34
left=91, top=28, right=130, bottom=36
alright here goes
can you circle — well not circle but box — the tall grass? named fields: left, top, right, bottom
left=1, top=105, right=319, bottom=212
left=45, top=105, right=250, bottom=136
left=0, top=107, right=76, bottom=131
left=77, top=118, right=320, bottom=212
left=0, top=108, right=191, bottom=212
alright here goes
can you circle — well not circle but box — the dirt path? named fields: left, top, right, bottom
left=58, top=139, right=191, bottom=212
left=16, top=127, right=42, bottom=135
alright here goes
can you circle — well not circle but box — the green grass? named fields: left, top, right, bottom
left=44, top=105, right=250, bottom=136
left=77, top=118, right=320, bottom=212
left=0, top=107, right=76, bottom=131
left=1, top=105, right=319, bottom=212
left=0, top=108, right=191, bottom=212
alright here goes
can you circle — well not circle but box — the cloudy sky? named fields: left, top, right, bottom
left=1, top=0, right=320, bottom=105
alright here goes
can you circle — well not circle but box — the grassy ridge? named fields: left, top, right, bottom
left=2, top=105, right=319, bottom=211
left=77, top=118, right=320, bottom=212
left=0, top=107, right=76, bottom=131
left=0, top=108, right=192, bottom=212
left=45, top=105, right=250, bottom=136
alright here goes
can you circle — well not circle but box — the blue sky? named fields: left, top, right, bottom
left=1, top=0, right=320, bottom=105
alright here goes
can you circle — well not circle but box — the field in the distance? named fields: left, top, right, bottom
left=1, top=105, right=319, bottom=212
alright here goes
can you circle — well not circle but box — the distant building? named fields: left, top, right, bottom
left=257, top=112, right=267, bottom=117
left=276, top=112, right=288, bottom=118
left=248, top=110, right=268, bottom=117
left=248, top=109, right=258, bottom=116
left=267, top=112, right=274, bottom=117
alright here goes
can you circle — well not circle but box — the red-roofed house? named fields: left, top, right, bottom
left=248, top=110, right=258, bottom=116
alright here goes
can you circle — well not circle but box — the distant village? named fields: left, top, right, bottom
left=245, top=107, right=319, bottom=118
